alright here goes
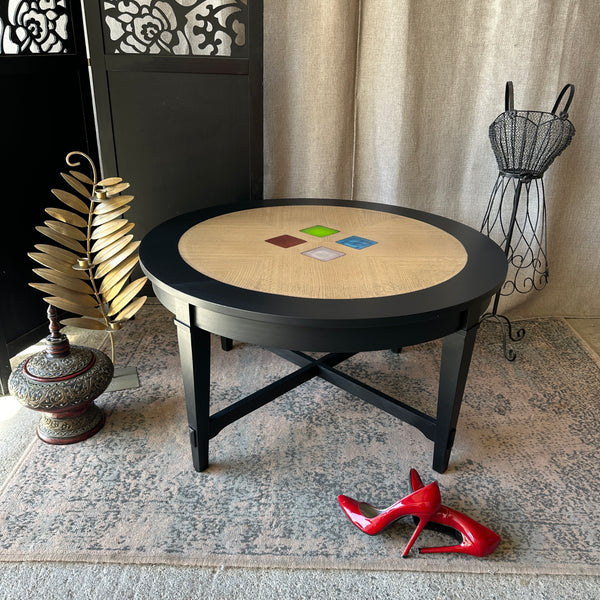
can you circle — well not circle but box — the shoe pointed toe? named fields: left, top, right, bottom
left=337, top=494, right=379, bottom=534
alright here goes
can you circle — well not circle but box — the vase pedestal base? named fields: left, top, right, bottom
left=37, top=402, right=106, bottom=445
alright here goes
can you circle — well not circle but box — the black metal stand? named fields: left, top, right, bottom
left=480, top=175, right=532, bottom=361
left=481, top=81, right=576, bottom=360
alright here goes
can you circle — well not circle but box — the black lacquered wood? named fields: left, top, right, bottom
left=83, top=0, right=264, bottom=242
left=174, top=303, right=211, bottom=472
left=140, top=199, right=508, bottom=473
left=272, top=349, right=437, bottom=440
left=141, top=199, right=506, bottom=350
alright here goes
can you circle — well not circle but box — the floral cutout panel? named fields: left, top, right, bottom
left=0, top=0, right=74, bottom=54
left=102, top=0, right=248, bottom=57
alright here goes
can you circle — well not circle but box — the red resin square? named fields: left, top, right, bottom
left=265, top=234, right=307, bottom=248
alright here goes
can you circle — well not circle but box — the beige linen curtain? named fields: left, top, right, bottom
left=263, top=0, right=600, bottom=318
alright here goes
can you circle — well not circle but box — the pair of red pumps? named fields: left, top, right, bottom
left=337, top=468, right=500, bottom=558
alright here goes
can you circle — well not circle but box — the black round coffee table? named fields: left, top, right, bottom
left=139, top=198, right=507, bottom=473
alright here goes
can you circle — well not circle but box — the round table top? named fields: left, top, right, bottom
left=139, top=199, right=507, bottom=349
left=177, top=204, right=468, bottom=300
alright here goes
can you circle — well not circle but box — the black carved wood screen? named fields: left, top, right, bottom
left=0, top=1, right=263, bottom=394
left=0, top=0, right=97, bottom=394
left=84, top=0, right=263, bottom=244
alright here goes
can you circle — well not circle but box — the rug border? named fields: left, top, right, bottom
left=0, top=437, right=37, bottom=497
left=560, top=317, right=600, bottom=367
left=0, top=549, right=599, bottom=577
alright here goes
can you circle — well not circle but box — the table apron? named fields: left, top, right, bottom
left=189, top=304, right=482, bottom=353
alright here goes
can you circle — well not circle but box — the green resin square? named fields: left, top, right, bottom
left=300, top=225, right=340, bottom=237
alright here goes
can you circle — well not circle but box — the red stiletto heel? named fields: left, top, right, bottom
left=409, top=469, right=501, bottom=557
left=337, top=480, right=442, bottom=558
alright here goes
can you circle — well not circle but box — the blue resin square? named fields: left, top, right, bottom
left=337, top=236, right=377, bottom=250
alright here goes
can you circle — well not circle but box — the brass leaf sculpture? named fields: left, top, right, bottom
left=29, top=151, right=148, bottom=363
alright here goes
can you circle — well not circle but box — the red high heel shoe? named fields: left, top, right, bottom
left=337, top=480, right=442, bottom=558
left=409, top=469, right=500, bottom=557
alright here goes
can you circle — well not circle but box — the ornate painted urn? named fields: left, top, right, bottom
left=8, top=306, right=114, bottom=444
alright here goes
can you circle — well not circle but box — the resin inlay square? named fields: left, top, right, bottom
left=301, top=246, right=345, bottom=262
left=300, top=225, right=339, bottom=237
left=266, top=234, right=306, bottom=248
left=337, top=236, right=377, bottom=250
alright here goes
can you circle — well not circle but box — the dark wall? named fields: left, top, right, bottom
left=0, top=1, right=97, bottom=393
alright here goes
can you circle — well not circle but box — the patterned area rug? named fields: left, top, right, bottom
left=1, top=304, right=599, bottom=575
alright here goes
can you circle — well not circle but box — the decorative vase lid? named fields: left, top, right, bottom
left=21, top=305, right=97, bottom=383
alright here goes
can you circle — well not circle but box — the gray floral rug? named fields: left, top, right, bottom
left=1, top=304, right=599, bottom=575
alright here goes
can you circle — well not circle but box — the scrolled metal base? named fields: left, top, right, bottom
left=480, top=312, right=525, bottom=361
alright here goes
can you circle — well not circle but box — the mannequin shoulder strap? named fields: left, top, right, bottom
left=551, top=84, right=575, bottom=118
left=504, top=81, right=514, bottom=112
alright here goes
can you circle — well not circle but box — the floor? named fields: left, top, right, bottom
left=566, top=317, right=600, bottom=355
left=1, top=313, right=599, bottom=599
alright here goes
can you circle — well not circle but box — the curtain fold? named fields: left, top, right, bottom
left=263, top=1, right=360, bottom=199
left=264, top=0, right=600, bottom=317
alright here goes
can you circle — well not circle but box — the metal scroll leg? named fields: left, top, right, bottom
left=480, top=308, right=525, bottom=362
left=479, top=176, right=529, bottom=361
left=432, top=325, right=478, bottom=474
left=175, top=315, right=211, bottom=472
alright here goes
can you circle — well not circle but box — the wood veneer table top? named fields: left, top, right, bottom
left=178, top=205, right=468, bottom=299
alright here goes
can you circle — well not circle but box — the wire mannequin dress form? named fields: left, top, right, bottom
left=480, top=81, right=575, bottom=360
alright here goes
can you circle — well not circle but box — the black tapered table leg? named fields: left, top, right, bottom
left=432, top=324, right=479, bottom=473
left=175, top=311, right=211, bottom=472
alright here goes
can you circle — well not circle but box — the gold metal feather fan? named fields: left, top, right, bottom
left=28, top=151, right=148, bottom=363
